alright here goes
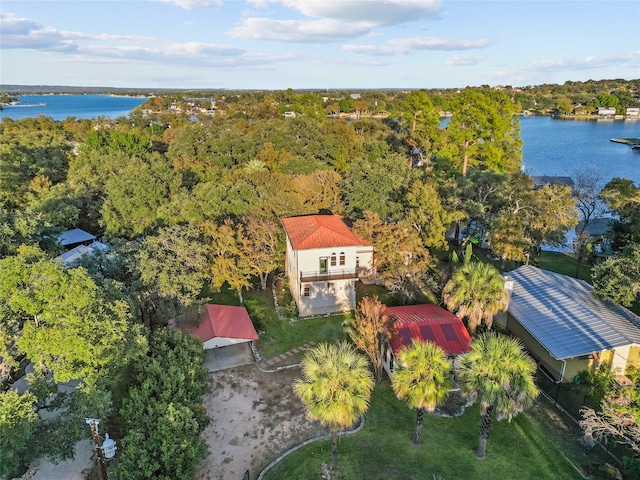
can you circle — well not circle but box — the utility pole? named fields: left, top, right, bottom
left=86, top=418, right=108, bottom=480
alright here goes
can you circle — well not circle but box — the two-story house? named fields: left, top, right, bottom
left=282, top=215, right=375, bottom=317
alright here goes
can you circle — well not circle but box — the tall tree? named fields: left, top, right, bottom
left=444, top=89, right=522, bottom=176
left=591, top=244, right=640, bottom=307
left=391, top=340, right=452, bottom=445
left=202, top=219, right=252, bottom=304
left=346, top=296, right=396, bottom=381
left=294, top=342, right=374, bottom=472
left=136, top=224, right=210, bottom=308
left=457, top=332, right=538, bottom=460
left=599, top=177, right=640, bottom=248
left=242, top=215, right=283, bottom=290
left=0, top=247, right=146, bottom=386
left=442, top=261, right=509, bottom=333
left=116, top=328, right=209, bottom=480
left=0, top=390, right=38, bottom=480
left=572, top=169, right=608, bottom=277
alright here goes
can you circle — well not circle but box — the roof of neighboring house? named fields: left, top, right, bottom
left=385, top=304, right=472, bottom=356
left=180, top=304, right=258, bottom=344
left=507, top=265, right=640, bottom=360
left=576, top=217, right=613, bottom=237
left=282, top=215, right=366, bottom=250
left=58, top=241, right=109, bottom=266
left=530, top=175, right=575, bottom=188
left=58, top=228, right=96, bottom=246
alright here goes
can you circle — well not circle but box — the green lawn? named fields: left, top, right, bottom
left=265, top=383, right=583, bottom=480
left=259, top=313, right=351, bottom=358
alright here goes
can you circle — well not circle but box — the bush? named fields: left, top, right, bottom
left=621, top=456, right=640, bottom=480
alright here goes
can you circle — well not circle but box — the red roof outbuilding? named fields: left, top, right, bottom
left=282, top=215, right=366, bottom=250
left=385, top=304, right=471, bottom=356
left=180, top=304, right=258, bottom=344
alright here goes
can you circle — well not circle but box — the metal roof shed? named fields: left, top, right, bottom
left=58, top=228, right=96, bottom=247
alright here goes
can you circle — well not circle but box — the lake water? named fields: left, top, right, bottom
left=1, top=94, right=639, bottom=184
left=0, top=94, right=147, bottom=122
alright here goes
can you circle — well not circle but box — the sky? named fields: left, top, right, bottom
left=1, top=0, right=639, bottom=90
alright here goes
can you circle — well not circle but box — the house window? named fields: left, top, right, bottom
left=356, top=256, right=360, bottom=268
left=319, top=257, right=328, bottom=274
left=330, top=253, right=337, bottom=267
left=303, top=286, right=310, bottom=297
left=339, top=252, right=346, bottom=266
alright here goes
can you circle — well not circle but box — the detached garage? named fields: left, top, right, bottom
left=177, top=304, right=259, bottom=372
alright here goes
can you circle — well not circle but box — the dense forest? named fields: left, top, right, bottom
left=1, top=80, right=639, bottom=479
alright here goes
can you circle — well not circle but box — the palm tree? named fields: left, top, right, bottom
left=293, top=341, right=375, bottom=471
left=442, top=261, right=509, bottom=333
left=457, top=332, right=538, bottom=460
left=391, top=340, right=452, bottom=445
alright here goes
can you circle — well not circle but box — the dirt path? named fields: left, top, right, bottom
left=193, top=363, right=326, bottom=480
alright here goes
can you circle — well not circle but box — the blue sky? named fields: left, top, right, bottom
left=1, top=0, right=639, bottom=89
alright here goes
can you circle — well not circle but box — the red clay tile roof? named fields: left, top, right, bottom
left=385, top=304, right=471, bottom=356
left=282, top=215, right=365, bottom=250
left=181, top=304, right=258, bottom=343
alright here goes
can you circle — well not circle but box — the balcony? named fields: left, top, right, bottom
left=300, top=268, right=358, bottom=283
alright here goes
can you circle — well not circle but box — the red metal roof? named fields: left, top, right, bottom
left=282, top=215, right=365, bottom=250
left=385, top=304, right=471, bottom=356
left=181, top=304, right=258, bottom=343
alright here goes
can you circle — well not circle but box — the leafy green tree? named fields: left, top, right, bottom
left=294, top=342, right=374, bottom=471
left=342, top=152, right=414, bottom=219
left=444, top=88, right=522, bottom=176
left=490, top=173, right=577, bottom=262
left=346, top=296, right=396, bottom=381
left=599, top=177, right=640, bottom=247
left=405, top=177, right=464, bottom=249
left=0, top=390, right=38, bottom=479
left=101, top=153, right=180, bottom=238
left=591, top=244, right=640, bottom=307
left=116, top=328, right=209, bottom=480
left=442, top=261, right=509, bottom=333
left=242, top=215, right=283, bottom=290
left=391, top=340, right=452, bottom=445
left=353, top=212, right=437, bottom=303
left=136, top=224, right=210, bottom=307
left=457, top=332, right=538, bottom=460
left=202, top=219, right=252, bottom=304
left=0, top=247, right=146, bottom=386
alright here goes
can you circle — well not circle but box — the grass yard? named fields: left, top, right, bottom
left=265, top=382, right=583, bottom=480
left=259, top=313, right=350, bottom=358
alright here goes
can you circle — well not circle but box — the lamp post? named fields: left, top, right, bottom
left=85, top=418, right=114, bottom=480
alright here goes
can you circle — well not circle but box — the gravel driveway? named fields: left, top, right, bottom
left=193, top=363, right=326, bottom=480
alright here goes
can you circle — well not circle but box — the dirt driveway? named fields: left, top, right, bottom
left=193, top=363, right=326, bottom=480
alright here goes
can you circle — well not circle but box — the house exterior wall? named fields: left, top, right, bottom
left=203, top=337, right=253, bottom=349
left=284, top=234, right=374, bottom=317
left=627, top=346, right=640, bottom=370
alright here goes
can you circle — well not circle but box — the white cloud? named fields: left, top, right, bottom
left=150, top=0, right=223, bottom=10
left=344, top=35, right=492, bottom=56
left=232, top=0, right=442, bottom=43
left=446, top=54, right=486, bottom=66
left=527, top=51, right=640, bottom=72
left=228, top=17, right=371, bottom=42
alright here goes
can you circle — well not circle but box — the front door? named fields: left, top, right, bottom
left=319, top=257, right=328, bottom=274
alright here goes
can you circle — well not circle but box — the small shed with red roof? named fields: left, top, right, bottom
left=176, top=304, right=259, bottom=371
left=383, top=304, right=472, bottom=374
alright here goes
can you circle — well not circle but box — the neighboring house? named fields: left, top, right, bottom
left=282, top=215, right=375, bottom=317
left=500, top=265, right=640, bottom=382
left=57, top=241, right=109, bottom=267
left=283, top=111, right=296, bottom=118
left=173, top=304, right=259, bottom=372
left=382, top=304, right=472, bottom=375
left=626, top=107, right=639, bottom=118
left=530, top=175, right=575, bottom=189
left=58, top=228, right=97, bottom=250
left=574, top=217, right=614, bottom=254
left=597, top=107, right=617, bottom=118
